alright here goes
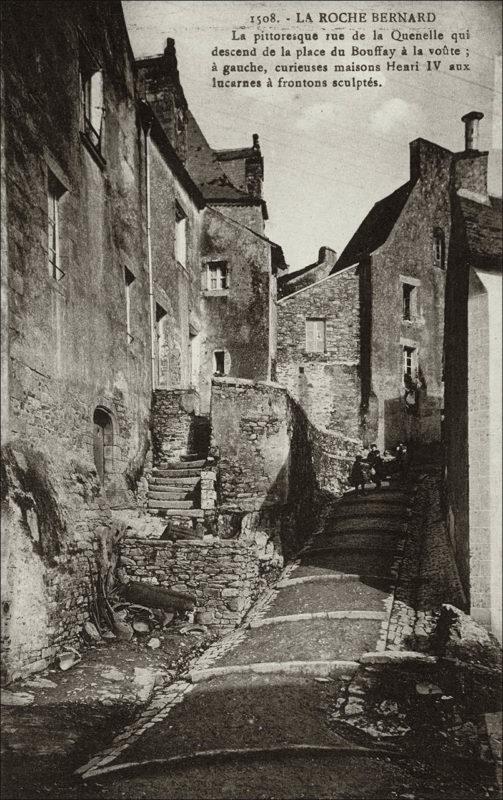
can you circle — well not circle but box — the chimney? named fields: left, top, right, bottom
left=461, top=110, right=484, bottom=152
left=136, top=38, right=188, bottom=161
left=246, top=134, right=264, bottom=198
left=318, top=246, right=338, bottom=269
left=455, top=111, right=489, bottom=202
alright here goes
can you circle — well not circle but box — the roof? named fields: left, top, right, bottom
left=139, top=101, right=205, bottom=210
left=459, top=195, right=502, bottom=269
left=206, top=207, right=287, bottom=272
left=185, top=112, right=259, bottom=205
left=278, top=247, right=337, bottom=298
left=332, top=181, right=413, bottom=271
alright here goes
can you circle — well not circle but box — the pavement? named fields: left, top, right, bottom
left=3, top=471, right=501, bottom=799
left=72, top=480, right=437, bottom=797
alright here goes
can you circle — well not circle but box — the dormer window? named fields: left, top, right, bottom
left=433, top=228, right=445, bottom=269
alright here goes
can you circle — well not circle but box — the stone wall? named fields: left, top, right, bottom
left=149, top=139, right=203, bottom=391
left=210, top=376, right=361, bottom=558
left=150, top=389, right=201, bottom=461
left=308, top=425, right=362, bottom=496
left=121, top=534, right=274, bottom=631
left=1, top=446, right=110, bottom=681
left=198, top=208, right=274, bottom=412
left=276, top=267, right=361, bottom=436
left=1, top=1, right=151, bottom=681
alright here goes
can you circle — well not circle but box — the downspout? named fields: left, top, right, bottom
left=143, top=107, right=156, bottom=390
left=0, top=52, right=9, bottom=445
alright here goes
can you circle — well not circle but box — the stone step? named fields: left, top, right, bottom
left=152, top=468, right=201, bottom=478
left=156, top=459, right=206, bottom=471
left=161, top=509, right=205, bottom=519
left=149, top=476, right=200, bottom=487
left=341, top=491, right=408, bottom=506
left=331, top=518, right=406, bottom=534
left=334, top=506, right=406, bottom=520
left=180, top=453, right=205, bottom=462
left=147, top=499, right=194, bottom=510
left=147, top=489, right=194, bottom=501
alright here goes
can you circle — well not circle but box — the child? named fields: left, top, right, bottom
left=349, top=455, right=367, bottom=495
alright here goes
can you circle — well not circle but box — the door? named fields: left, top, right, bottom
left=93, top=408, right=112, bottom=484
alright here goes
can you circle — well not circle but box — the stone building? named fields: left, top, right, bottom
left=443, top=112, right=502, bottom=641
left=277, top=250, right=362, bottom=438
left=0, top=3, right=285, bottom=679
left=137, top=41, right=286, bottom=411
left=1, top=0, right=153, bottom=680
left=278, top=115, right=491, bottom=452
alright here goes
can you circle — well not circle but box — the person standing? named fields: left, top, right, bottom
left=349, top=455, right=367, bottom=495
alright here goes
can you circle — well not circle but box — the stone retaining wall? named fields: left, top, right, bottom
left=121, top=535, right=273, bottom=630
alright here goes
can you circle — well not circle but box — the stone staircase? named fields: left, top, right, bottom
left=147, top=453, right=207, bottom=518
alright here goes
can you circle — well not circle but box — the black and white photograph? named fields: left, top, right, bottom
left=0, top=1, right=502, bottom=798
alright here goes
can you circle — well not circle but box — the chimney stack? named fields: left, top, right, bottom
left=461, top=111, right=484, bottom=152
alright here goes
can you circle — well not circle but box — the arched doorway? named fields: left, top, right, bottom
left=93, top=407, right=113, bottom=484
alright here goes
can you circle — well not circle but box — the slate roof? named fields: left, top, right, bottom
left=332, top=181, right=413, bottom=271
left=185, top=111, right=255, bottom=204
left=459, top=194, right=502, bottom=269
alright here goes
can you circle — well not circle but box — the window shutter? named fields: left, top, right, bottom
left=305, top=320, right=314, bottom=351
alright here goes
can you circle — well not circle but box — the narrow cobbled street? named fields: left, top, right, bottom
left=71, top=474, right=499, bottom=800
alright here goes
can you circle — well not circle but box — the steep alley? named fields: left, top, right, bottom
left=75, top=484, right=414, bottom=797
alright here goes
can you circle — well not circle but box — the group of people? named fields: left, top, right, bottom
left=349, top=442, right=409, bottom=495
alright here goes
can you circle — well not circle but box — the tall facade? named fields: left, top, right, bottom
left=0, top=4, right=283, bottom=680
left=137, top=41, right=286, bottom=410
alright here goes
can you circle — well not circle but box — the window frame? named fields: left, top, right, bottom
left=205, top=260, right=230, bottom=294
left=79, top=36, right=105, bottom=166
left=402, top=283, right=414, bottom=321
left=47, top=170, right=66, bottom=281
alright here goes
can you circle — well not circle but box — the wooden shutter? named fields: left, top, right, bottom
left=314, top=320, right=325, bottom=352
left=305, top=319, right=315, bottom=351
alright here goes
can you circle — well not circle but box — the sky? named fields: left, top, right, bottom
left=123, top=0, right=502, bottom=271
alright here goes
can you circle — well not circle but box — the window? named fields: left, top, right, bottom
left=402, top=284, right=415, bottom=321
left=207, top=261, right=229, bottom=291
left=80, top=39, right=104, bottom=156
left=433, top=228, right=445, bottom=269
left=47, top=171, right=65, bottom=280
left=124, top=267, right=135, bottom=344
left=214, top=350, right=226, bottom=375
left=403, top=345, right=416, bottom=378
left=305, top=318, right=326, bottom=353
left=175, top=202, right=187, bottom=267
